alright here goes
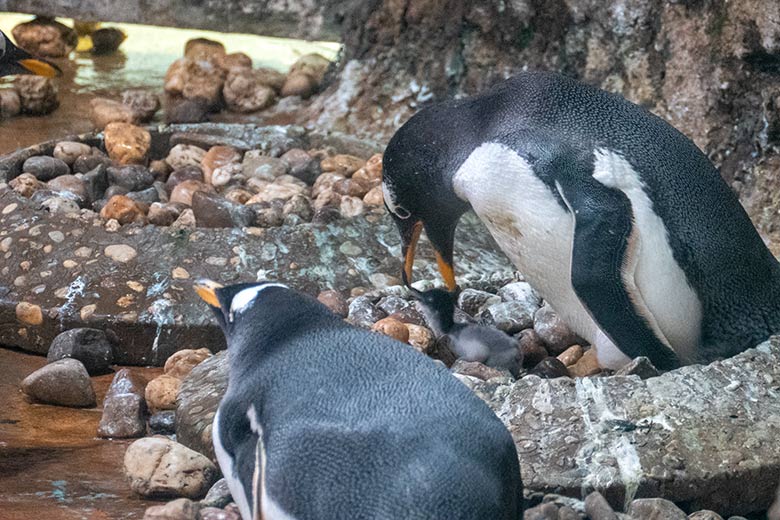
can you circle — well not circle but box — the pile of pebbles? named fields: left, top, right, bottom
left=330, top=278, right=660, bottom=384
left=89, top=37, right=332, bottom=127
left=4, top=126, right=384, bottom=230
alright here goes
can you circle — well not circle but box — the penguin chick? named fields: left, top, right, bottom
left=411, top=287, right=521, bottom=376
left=194, top=279, right=524, bottom=520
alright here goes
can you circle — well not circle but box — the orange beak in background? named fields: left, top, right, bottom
left=18, top=58, right=61, bottom=77
left=193, top=279, right=224, bottom=308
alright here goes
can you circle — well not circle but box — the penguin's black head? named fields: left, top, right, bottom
left=382, top=103, right=473, bottom=291
left=0, top=30, right=61, bottom=78
left=194, top=279, right=295, bottom=332
left=408, top=286, right=458, bottom=333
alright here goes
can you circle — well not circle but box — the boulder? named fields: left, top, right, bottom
left=21, top=358, right=96, bottom=407
left=47, top=328, right=114, bottom=375
left=124, top=437, right=218, bottom=499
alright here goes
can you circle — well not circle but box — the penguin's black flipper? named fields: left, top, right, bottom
left=555, top=174, right=680, bottom=371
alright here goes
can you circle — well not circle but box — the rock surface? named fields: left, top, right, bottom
left=98, top=368, right=148, bottom=438
left=21, top=358, right=96, bottom=407
left=46, top=327, right=114, bottom=375
left=124, top=436, right=218, bottom=499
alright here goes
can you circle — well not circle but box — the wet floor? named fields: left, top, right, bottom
left=0, top=13, right=339, bottom=154
left=0, top=346, right=163, bottom=519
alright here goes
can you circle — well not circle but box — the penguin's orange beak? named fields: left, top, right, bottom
left=397, top=218, right=457, bottom=291
left=18, top=58, right=60, bottom=77
left=194, top=279, right=224, bottom=308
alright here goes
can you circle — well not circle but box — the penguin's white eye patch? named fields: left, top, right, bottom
left=229, top=283, right=287, bottom=321
left=382, top=182, right=410, bottom=219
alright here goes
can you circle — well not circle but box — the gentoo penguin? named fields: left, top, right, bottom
left=0, top=30, right=60, bottom=77
left=382, top=71, right=780, bottom=371
left=410, top=286, right=521, bottom=375
left=194, top=279, right=523, bottom=520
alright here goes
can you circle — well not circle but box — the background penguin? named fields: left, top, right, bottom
left=410, top=286, right=521, bottom=376
left=381, top=71, right=780, bottom=372
left=194, top=279, right=523, bottom=520
left=0, top=30, right=61, bottom=77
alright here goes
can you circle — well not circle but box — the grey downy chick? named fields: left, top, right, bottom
left=410, top=287, right=521, bottom=376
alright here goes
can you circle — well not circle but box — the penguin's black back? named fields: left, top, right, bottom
left=219, top=288, right=523, bottom=519
left=391, top=71, right=780, bottom=356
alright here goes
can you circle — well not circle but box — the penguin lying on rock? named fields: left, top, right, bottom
left=0, top=30, right=60, bottom=77
left=382, top=71, right=780, bottom=371
left=410, top=286, right=521, bottom=376
left=194, top=279, right=523, bottom=520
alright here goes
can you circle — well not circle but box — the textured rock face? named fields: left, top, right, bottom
left=301, top=0, right=780, bottom=245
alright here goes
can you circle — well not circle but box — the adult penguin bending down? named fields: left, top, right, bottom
left=382, top=71, right=780, bottom=371
left=194, top=279, right=523, bottom=520
left=0, top=30, right=60, bottom=77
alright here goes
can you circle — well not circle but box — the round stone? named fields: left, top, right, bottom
left=104, top=244, right=138, bottom=263
left=16, top=302, right=43, bottom=325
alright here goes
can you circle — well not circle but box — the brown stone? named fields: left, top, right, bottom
left=254, top=67, right=287, bottom=92
left=164, top=348, right=212, bottom=379
left=164, top=58, right=225, bottom=109
left=321, top=154, right=365, bottom=176
left=100, top=195, right=146, bottom=224
left=53, top=141, right=92, bottom=166
left=13, top=76, right=59, bottom=115
left=312, top=172, right=346, bottom=198
left=184, top=37, right=225, bottom=61
left=333, top=178, right=370, bottom=198
left=12, top=17, right=77, bottom=57
left=340, top=195, right=365, bottom=218
left=214, top=51, right=253, bottom=72
left=317, top=290, right=349, bottom=317
left=166, top=144, right=208, bottom=170
left=9, top=173, right=43, bottom=198
left=170, top=180, right=214, bottom=206
left=90, top=97, right=138, bottom=129
left=143, top=498, right=200, bottom=520
left=280, top=72, right=318, bottom=99
left=0, top=89, right=21, bottom=117
left=147, top=202, right=182, bottom=226
left=121, top=89, right=160, bottom=122
left=246, top=183, right=304, bottom=204
left=518, top=329, right=548, bottom=368
left=557, top=344, right=584, bottom=367
left=371, top=317, right=409, bottom=343
left=287, top=53, right=330, bottom=84
left=568, top=348, right=602, bottom=378
left=363, top=185, right=384, bottom=206
left=145, top=374, right=182, bottom=412
left=104, top=122, right=151, bottom=165
left=451, top=359, right=508, bottom=381
left=531, top=356, right=571, bottom=379
left=223, top=68, right=277, bottom=113
left=201, top=146, right=241, bottom=185
left=407, top=324, right=435, bottom=353
left=16, top=301, right=43, bottom=325
left=223, top=188, right=253, bottom=205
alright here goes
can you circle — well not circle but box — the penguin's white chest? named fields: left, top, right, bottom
left=452, top=142, right=703, bottom=365
left=452, top=143, right=598, bottom=340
